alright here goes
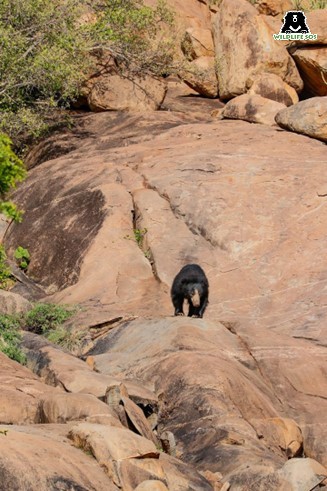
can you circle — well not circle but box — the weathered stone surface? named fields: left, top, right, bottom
left=181, top=27, right=215, bottom=60
left=248, top=73, right=299, bottom=106
left=293, top=46, right=327, bottom=97
left=68, top=423, right=159, bottom=486
left=0, top=425, right=118, bottom=490
left=254, top=0, right=293, bottom=16
left=5, top=96, right=327, bottom=487
left=0, top=352, right=59, bottom=424
left=23, top=332, right=121, bottom=398
left=254, top=417, right=303, bottom=458
left=144, top=0, right=211, bottom=30
left=40, top=392, right=116, bottom=423
left=118, top=458, right=167, bottom=491
left=87, top=74, right=167, bottom=112
left=183, top=56, right=219, bottom=98
left=121, top=396, right=158, bottom=444
left=275, top=96, right=327, bottom=142
left=223, top=94, right=286, bottom=125
left=134, top=481, right=169, bottom=491
left=0, top=289, right=31, bottom=315
left=255, top=457, right=327, bottom=490
left=213, top=0, right=303, bottom=99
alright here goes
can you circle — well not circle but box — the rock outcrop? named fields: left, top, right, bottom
left=248, top=73, right=299, bottom=106
left=222, top=94, right=286, bottom=125
left=293, top=47, right=327, bottom=97
left=212, top=0, right=303, bottom=99
left=275, top=96, right=327, bottom=141
left=2, top=78, right=327, bottom=489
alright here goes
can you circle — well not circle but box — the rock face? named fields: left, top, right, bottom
left=181, top=27, right=215, bottom=60
left=182, top=56, right=219, bottom=98
left=248, top=73, right=299, bottom=106
left=222, top=93, right=286, bottom=125
left=275, top=96, right=327, bottom=142
left=87, top=74, right=167, bottom=112
left=254, top=0, right=293, bottom=16
left=0, top=289, right=31, bottom=315
left=293, top=47, right=327, bottom=97
left=3, top=81, right=327, bottom=489
left=212, top=0, right=303, bottom=99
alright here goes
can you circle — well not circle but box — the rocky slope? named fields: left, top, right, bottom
left=1, top=79, right=327, bottom=490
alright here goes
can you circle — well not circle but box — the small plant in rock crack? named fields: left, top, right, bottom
left=0, top=313, right=26, bottom=364
left=24, top=303, right=76, bottom=335
left=124, top=228, right=148, bottom=248
left=0, top=430, right=8, bottom=436
left=14, top=246, right=30, bottom=271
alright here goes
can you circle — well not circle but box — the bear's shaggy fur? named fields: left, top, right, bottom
left=280, top=11, right=310, bottom=34
left=171, top=264, right=209, bottom=318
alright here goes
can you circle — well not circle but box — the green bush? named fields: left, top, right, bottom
left=24, top=303, right=76, bottom=335
left=0, top=133, right=26, bottom=220
left=0, top=0, right=176, bottom=147
left=0, top=313, right=26, bottom=364
left=0, top=245, right=14, bottom=289
left=14, top=246, right=30, bottom=271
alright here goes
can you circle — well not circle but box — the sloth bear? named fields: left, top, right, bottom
left=280, top=11, right=310, bottom=34
left=171, top=264, right=209, bottom=318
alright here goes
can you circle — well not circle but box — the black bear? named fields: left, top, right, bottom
left=171, top=264, right=209, bottom=318
left=280, top=11, right=310, bottom=34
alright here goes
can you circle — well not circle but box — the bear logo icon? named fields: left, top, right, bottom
left=279, top=11, right=310, bottom=34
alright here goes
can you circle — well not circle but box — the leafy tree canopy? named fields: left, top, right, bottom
left=0, top=0, right=176, bottom=147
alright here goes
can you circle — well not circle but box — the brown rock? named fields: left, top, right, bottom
left=254, top=0, right=293, bottom=16
left=23, top=332, right=122, bottom=399
left=5, top=108, right=327, bottom=485
left=40, top=392, right=116, bottom=423
left=183, top=56, right=219, bottom=98
left=255, top=457, right=327, bottom=490
left=0, top=425, right=118, bottom=490
left=134, top=481, right=169, bottom=491
left=213, top=0, right=303, bottom=99
left=121, top=396, right=158, bottom=444
left=144, top=0, right=211, bottom=30
left=118, top=459, right=167, bottom=491
left=87, top=74, right=167, bottom=112
left=275, top=96, right=327, bottom=142
left=159, top=453, right=214, bottom=491
left=68, top=423, right=159, bottom=486
left=0, top=352, right=59, bottom=424
left=248, top=73, right=299, bottom=106
left=254, top=417, right=303, bottom=458
left=181, top=27, right=215, bottom=60
left=293, top=46, right=327, bottom=96
left=223, top=93, right=286, bottom=125
left=0, top=289, right=31, bottom=315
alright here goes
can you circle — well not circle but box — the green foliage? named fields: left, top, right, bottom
left=0, top=0, right=176, bottom=146
left=46, top=326, right=86, bottom=354
left=0, top=313, right=26, bottom=364
left=24, top=303, right=76, bottom=335
left=14, top=246, right=30, bottom=270
left=134, top=228, right=147, bottom=247
left=0, top=133, right=26, bottom=219
left=0, top=244, right=14, bottom=289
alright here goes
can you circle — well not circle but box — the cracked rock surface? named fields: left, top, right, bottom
left=3, top=95, right=327, bottom=489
